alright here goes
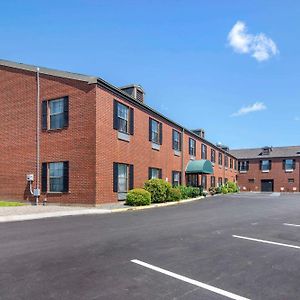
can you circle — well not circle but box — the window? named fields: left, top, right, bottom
left=201, top=175, right=207, bottom=189
left=172, top=130, right=181, bottom=151
left=201, top=144, right=207, bottom=159
left=218, top=177, right=223, bottom=187
left=218, top=152, right=223, bottom=165
left=230, top=158, right=233, bottom=169
left=149, top=118, right=162, bottom=144
left=288, top=178, right=295, bottom=184
left=224, top=178, right=228, bottom=184
left=211, top=149, right=216, bottom=163
left=224, top=156, right=228, bottom=168
left=42, top=97, right=69, bottom=130
left=172, top=171, right=181, bottom=186
left=189, top=138, right=196, bottom=156
left=113, top=163, right=134, bottom=193
left=113, top=100, right=134, bottom=135
left=234, top=160, right=237, bottom=170
left=283, top=159, right=295, bottom=171
left=248, top=179, right=255, bottom=183
left=149, top=167, right=162, bottom=179
left=41, top=161, right=69, bottom=193
left=260, top=160, right=271, bottom=172
left=186, top=174, right=198, bottom=187
left=211, top=176, right=216, bottom=187
left=239, top=161, right=249, bottom=172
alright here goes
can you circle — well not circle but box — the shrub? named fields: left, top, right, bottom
left=215, top=186, right=222, bottom=194
left=221, top=186, right=228, bottom=194
left=177, top=186, right=190, bottom=199
left=176, top=186, right=201, bottom=199
left=226, top=181, right=238, bottom=193
left=144, top=179, right=172, bottom=203
left=167, top=187, right=182, bottom=201
left=125, top=188, right=151, bottom=206
left=209, top=187, right=216, bottom=196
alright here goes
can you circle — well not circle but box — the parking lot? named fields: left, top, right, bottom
left=1, top=193, right=300, bottom=299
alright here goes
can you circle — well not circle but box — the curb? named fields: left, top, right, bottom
left=0, top=196, right=206, bottom=223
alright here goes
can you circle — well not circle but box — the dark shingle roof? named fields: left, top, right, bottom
left=230, top=146, right=300, bottom=159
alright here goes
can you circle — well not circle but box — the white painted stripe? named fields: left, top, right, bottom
left=233, top=235, right=300, bottom=249
left=131, top=259, right=250, bottom=300
left=283, top=223, right=300, bottom=227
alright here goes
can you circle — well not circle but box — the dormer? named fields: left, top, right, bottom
left=120, top=84, right=145, bottom=103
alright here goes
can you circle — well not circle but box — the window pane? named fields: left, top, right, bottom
left=262, top=160, right=270, bottom=171
left=50, top=113, right=64, bottom=129
left=151, top=120, right=159, bottom=143
left=49, top=162, right=64, bottom=192
left=117, top=103, right=129, bottom=133
left=118, top=164, right=128, bottom=192
left=49, top=99, right=65, bottom=129
left=285, top=159, right=293, bottom=170
left=50, top=99, right=64, bottom=114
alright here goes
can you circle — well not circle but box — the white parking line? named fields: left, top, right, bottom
left=283, top=223, right=300, bottom=227
left=131, top=259, right=250, bottom=300
left=233, top=235, right=300, bottom=249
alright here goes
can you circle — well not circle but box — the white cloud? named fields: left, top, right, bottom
left=231, top=102, right=267, bottom=117
left=228, top=21, right=278, bottom=61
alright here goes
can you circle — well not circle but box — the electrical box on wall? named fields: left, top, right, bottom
left=26, top=174, right=34, bottom=182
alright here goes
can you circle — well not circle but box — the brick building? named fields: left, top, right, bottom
left=0, top=59, right=237, bottom=205
left=230, top=146, right=300, bottom=192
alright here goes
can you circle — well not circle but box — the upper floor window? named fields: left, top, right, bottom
left=224, top=155, right=228, bottom=168
left=218, top=152, right=223, bottom=165
left=189, top=138, right=196, bottom=156
left=283, top=159, right=295, bottom=171
left=260, top=160, right=271, bottom=172
left=149, top=118, right=162, bottom=144
left=239, top=161, right=249, bottom=172
left=201, top=144, right=207, bottom=159
left=172, top=130, right=181, bottom=151
left=211, top=149, right=216, bottom=163
left=113, top=100, right=134, bottom=135
left=149, top=167, right=162, bottom=179
left=42, top=97, right=69, bottom=130
left=230, top=158, right=233, bottom=169
left=41, top=161, right=69, bottom=193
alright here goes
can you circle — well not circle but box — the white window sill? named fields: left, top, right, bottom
left=262, top=170, right=270, bottom=173
left=152, top=143, right=160, bottom=151
left=239, top=170, right=247, bottom=173
left=190, top=155, right=196, bottom=160
left=285, top=169, right=294, bottom=173
left=118, top=131, right=130, bottom=142
left=174, top=150, right=181, bottom=157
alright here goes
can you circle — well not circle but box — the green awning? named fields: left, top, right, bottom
left=185, top=159, right=213, bottom=174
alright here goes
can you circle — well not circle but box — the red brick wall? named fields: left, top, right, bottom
left=237, top=158, right=300, bottom=192
left=0, top=66, right=97, bottom=204
left=95, top=86, right=237, bottom=204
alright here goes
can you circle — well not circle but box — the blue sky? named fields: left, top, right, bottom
left=1, top=0, right=299, bottom=148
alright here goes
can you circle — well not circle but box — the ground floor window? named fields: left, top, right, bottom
left=288, top=178, right=295, bottom=184
left=186, top=174, right=198, bottom=187
left=41, top=161, right=69, bottom=193
left=172, top=171, right=181, bottom=186
left=113, top=163, right=134, bottom=193
left=218, top=177, right=223, bottom=187
left=201, top=175, right=207, bottom=189
left=149, top=167, right=162, bottom=179
left=211, top=176, right=216, bottom=187
left=224, top=178, right=228, bottom=184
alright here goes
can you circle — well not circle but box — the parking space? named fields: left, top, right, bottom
left=1, top=193, right=300, bottom=299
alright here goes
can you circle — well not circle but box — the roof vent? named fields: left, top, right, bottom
left=216, top=143, right=229, bottom=152
left=192, top=128, right=205, bottom=139
left=120, top=84, right=145, bottom=103
left=261, top=146, right=272, bottom=155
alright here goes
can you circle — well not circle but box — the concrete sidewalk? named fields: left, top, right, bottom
left=0, top=196, right=205, bottom=223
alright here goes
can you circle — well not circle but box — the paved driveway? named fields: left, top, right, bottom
left=1, top=193, right=300, bottom=299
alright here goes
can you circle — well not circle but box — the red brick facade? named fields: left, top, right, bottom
left=0, top=61, right=237, bottom=205
left=236, top=158, right=300, bottom=193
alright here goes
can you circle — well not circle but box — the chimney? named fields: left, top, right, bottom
left=217, top=143, right=229, bottom=152
left=261, top=146, right=272, bottom=155
left=192, top=128, right=205, bottom=139
left=120, top=84, right=145, bottom=103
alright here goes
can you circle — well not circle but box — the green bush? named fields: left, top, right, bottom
left=167, top=187, right=182, bottom=201
left=144, top=179, right=171, bottom=203
left=221, top=186, right=228, bottom=194
left=215, top=186, right=222, bottom=194
left=176, top=186, right=201, bottom=199
left=125, top=188, right=151, bottom=206
left=226, top=181, right=238, bottom=193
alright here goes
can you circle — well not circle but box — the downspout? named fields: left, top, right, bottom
left=181, top=128, right=185, bottom=185
left=35, top=67, right=40, bottom=205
